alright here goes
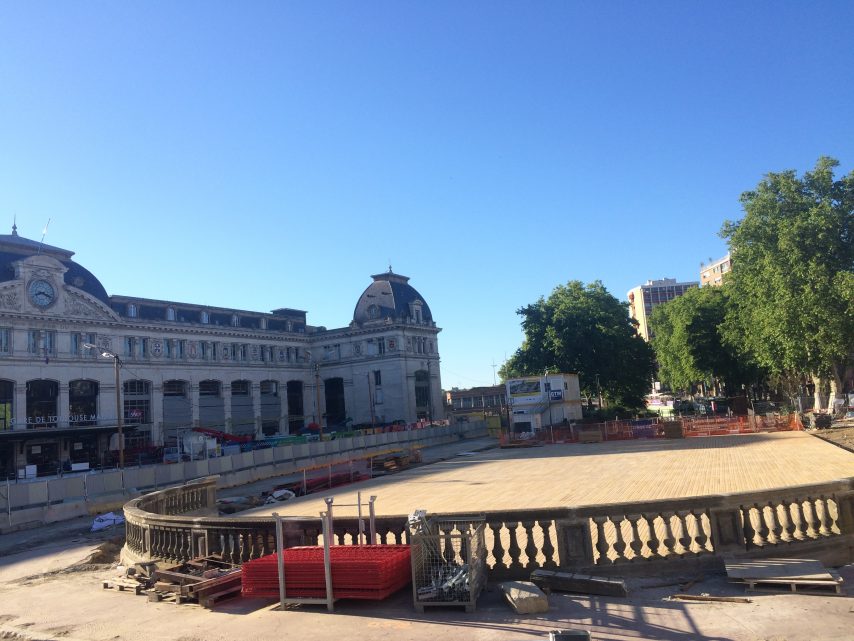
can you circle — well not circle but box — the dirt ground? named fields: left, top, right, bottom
left=813, top=424, right=854, bottom=453
left=2, top=433, right=854, bottom=641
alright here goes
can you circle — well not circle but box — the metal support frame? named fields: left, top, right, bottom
left=271, top=493, right=377, bottom=613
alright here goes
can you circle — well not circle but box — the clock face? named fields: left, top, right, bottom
left=28, top=279, right=55, bottom=308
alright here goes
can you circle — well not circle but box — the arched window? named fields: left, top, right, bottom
left=166, top=307, right=176, bottom=321
left=69, top=379, right=98, bottom=426
left=367, top=305, right=380, bottom=319
left=200, top=311, right=209, bottom=324
left=127, top=303, right=137, bottom=318
left=231, top=314, right=240, bottom=327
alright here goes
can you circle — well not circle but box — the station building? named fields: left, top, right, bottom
left=0, top=227, right=442, bottom=477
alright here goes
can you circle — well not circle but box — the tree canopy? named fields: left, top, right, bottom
left=649, top=285, right=760, bottom=395
left=720, top=156, right=854, bottom=404
left=500, top=280, right=654, bottom=408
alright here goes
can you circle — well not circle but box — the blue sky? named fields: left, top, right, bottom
left=1, top=2, right=852, bottom=389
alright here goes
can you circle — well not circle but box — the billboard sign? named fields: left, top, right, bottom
left=507, top=378, right=541, bottom=398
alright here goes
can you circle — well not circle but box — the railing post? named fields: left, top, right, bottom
left=555, top=517, right=594, bottom=568
left=708, top=506, right=746, bottom=554
left=835, top=490, right=854, bottom=534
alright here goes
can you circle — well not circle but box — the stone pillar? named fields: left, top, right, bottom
left=835, top=490, right=854, bottom=535
left=223, top=383, right=232, bottom=433
left=150, top=383, right=165, bottom=446
left=190, top=382, right=200, bottom=428
left=14, top=382, right=26, bottom=429
left=251, top=382, right=262, bottom=439
left=555, top=517, right=595, bottom=568
left=58, top=382, right=69, bottom=427
left=708, top=506, right=747, bottom=554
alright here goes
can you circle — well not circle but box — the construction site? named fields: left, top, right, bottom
left=2, top=420, right=854, bottom=640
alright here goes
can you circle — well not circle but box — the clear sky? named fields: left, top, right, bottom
left=1, top=2, right=852, bottom=389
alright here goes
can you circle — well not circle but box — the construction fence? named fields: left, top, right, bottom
left=500, top=414, right=804, bottom=446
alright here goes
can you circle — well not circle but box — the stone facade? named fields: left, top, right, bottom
left=0, top=228, right=441, bottom=477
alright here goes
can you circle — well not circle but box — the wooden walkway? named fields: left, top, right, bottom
left=244, top=431, right=854, bottom=518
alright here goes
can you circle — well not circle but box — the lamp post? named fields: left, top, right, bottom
left=84, top=343, right=124, bottom=468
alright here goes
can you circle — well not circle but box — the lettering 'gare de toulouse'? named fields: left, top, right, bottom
left=0, top=226, right=442, bottom=477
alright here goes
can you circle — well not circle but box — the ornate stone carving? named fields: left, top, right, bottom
left=65, top=291, right=115, bottom=320
left=0, top=291, right=21, bottom=311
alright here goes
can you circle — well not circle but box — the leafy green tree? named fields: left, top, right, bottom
left=500, top=280, right=655, bottom=408
left=649, top=285, right=760, bottom=395
left=720, top=157, right=854, bottom=408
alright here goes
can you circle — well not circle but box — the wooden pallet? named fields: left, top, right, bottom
left=743, top=571, right=844, bottom=597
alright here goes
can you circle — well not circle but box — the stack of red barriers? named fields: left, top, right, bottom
left=242, top=545, right=412, bottom=600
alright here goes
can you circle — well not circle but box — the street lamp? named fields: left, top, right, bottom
left=84, top=343, right=124, bottom=468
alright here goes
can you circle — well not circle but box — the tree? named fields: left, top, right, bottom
left=649, top=285, right=761, bottom=396
left=720, top=157, right=854, bottom=409
left=500, top=280, right=655, bottom=409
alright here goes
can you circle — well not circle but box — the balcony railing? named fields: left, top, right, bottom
left=123, top=476, right=854, bottom=576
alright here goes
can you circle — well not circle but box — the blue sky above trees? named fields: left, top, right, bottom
left=1, top=2, right=852, bottom=388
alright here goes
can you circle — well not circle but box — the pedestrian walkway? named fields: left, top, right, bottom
left=244, top=431, right=854, bottom=518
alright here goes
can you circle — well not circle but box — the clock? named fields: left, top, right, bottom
left=28, top=279, right=56, bottom=308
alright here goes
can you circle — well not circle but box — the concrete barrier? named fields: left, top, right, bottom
left=1, top=423, right=490, bottom=533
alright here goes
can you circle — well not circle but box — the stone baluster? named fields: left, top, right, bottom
left=691, top=510, right=709, bottom=553
left=740, top=506, right=756, bottom=547
left=611, top=516, right=628, bottom=561
left=647, top=514, right=661, bottom=559
left=766, top=501, right=783, bottom=545
left=442, top=529, right=455, bottom=564
left=817, top=496, right=834, bottom=536
left=805, top=498, right=820, bottom=539
left=627, top=514, right=643, bottom=560
left=676, top=510, right=692, bottom=555
left=507, top=522, right=523, bottom=571
left=793, top=500, right=809, bottom=540
left=592, top=516, right=611, bottom=564
left=780, top=500, right=797, bottom=543
left=487, top=521, right=506, bottom=571
left=754, top=503, right=769, bottom=546
left=661, top=513, right=677, bottom=557
left=539, top=520, right=557, bottom=567
left=522, top=520, right=538, bottom=569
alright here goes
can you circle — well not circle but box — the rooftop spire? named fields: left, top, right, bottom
left=12, top=216, right=17, bottom=236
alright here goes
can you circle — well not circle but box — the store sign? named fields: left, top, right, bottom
left=28, top=416, right=58, bottom=424
left=69, top=414, right=98, bottom=422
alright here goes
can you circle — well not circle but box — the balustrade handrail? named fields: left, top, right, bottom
left=125, top=475, right=854, bottom=533
left=568, top=477, right=854, bottom=518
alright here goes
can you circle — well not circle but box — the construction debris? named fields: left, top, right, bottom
left=671, top=594, right=752, bottom=604
left=724, top=558, right=844, bottom=596
left=149, top=555, right=242, bottom=607
left=499, top=580, right=550, bottom=614
left=530, top=569, right=628, bottom=597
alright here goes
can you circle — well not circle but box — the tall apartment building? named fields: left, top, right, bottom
left=700, top=254, right=732, bottom=287
left=627, top=278, right=699, bottom=341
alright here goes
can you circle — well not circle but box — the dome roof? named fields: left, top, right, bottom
left=353, top=270, right=433, bottom=326
left=0, top=225, right=110, bottom=304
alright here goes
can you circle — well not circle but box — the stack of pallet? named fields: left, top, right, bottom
left=724, top=558, right=844, bottom=596
left=242, top=545, right=412, bottom=600
left=151, top=555, right=243, bottom=607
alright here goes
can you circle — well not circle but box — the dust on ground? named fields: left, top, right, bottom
left=813, top=424, right=854, bottom=453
